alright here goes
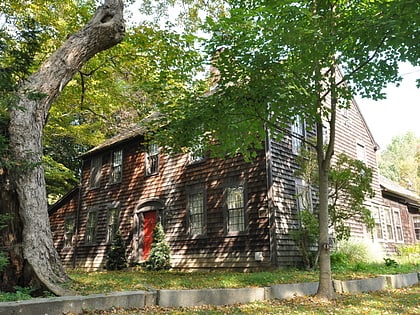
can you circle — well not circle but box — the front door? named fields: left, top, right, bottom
left=142, top=211, right=157, bottom=260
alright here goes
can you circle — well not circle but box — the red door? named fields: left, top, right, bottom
left=143, top=211, right=157, bottom=260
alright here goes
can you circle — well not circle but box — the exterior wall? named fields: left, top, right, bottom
left=380, top=196, right=417, bottom=253
left=333, top=100, right=384, bottom=240
left=50, top=135, right=272, bottom=270
left=269, top=134, right=305, bottom=267
left=49, top=189, right=79, bottom=268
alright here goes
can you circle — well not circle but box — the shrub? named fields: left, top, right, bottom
left=145, top=222, right=171, bottom=271
left=105, top=231, right=127, bottom=271
left=395, top=244, right=420, bottom=265
left=332, top=240, right=370, bottom=266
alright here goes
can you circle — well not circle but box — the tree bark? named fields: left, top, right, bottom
left=5, top=0, right=125, bottom=295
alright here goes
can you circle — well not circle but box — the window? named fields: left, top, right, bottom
left=110, top=149, right=123, bottom=183
left=356, top=142, right=366, bottom=164
left=107, top=207, right=120, bottom=243
left=85, top=210, right=97, bottom=244
left=291, top=116, right=305, bottom=154
left=371, top=207, right=383, bottom=239
left=188, top=192, right=205, bottom=235
left=295, top=179, right=313, bottom=213
left=226, top=187, right=245, bottom=232
left=64, top=216, right=75, bottom=247
left=413, top=216, right=420, bottom=241
left=384, top=207, right=394, bottom=240
left=188, top=143, right=205, bottom=164
left=393, top=208, right=403, bottom=242
left=89, top=155, right=102, bottom=188
left=145, top=143, right=159, bottom=175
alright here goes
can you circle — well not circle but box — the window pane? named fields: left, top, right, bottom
left=86, top=211, right=97, bottom=244
left=107, top=208, right=119, bottom=242
left=189, top=192, right=204, bottom=235
left=226, top=187, right=245, bottom=232
left=90, top=156, right=102, bottom=188
left=64, top=217, right=75, bottom=247
left=296, top=181, right=312, bottom=212
left=146, top=144, right=159, bottom=175
left=111, top=150, right=123, bottom=183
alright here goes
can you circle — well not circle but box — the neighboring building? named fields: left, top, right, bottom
left=49, top=99, right=419, bottom=270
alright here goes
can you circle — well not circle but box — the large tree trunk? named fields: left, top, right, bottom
left=4, top=0, right=125, bottom=296
left=315, top=67, right=338, bottom=300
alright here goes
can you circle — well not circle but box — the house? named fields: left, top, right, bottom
left=49, top=98, right=419, bottom=270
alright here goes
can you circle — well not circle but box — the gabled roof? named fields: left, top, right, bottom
left=380, top=175, right=420, bottom=208
left=81, top=124, right=147, bottom=158
left=48, top=186, right=80, bottom=215
left=80, top=112, right=162, bottom=158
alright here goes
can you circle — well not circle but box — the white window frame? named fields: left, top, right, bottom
left=371, top=206, right=384, bottom=240
left=291, top=116, right=305, bottom=154
left=106, top=207, right=120, bottom=243
left=413, top=215, right=420, bottom=241
left=188, top=191, right=205, bottom=235
left=85, top=209, right=97, bottom=244
left=295, top=179, right=313, bottom=213
left=356, top=142, right=367, bottom=164
left=64, top=216, right=75, bottom=248
left=145, top=143, right=159, bottom=175
left=110, top=149, right=123, bottom=184
left=225, top=186, right=246, bottom=233
left=89, top=155, right=102, bottom=188
left=392, top=208, right=404, bottom=242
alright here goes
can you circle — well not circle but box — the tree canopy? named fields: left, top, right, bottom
left=379, top=131, right=420, bottom=194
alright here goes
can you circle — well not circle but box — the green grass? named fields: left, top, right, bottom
left=66, top=262, right=419, bottom=295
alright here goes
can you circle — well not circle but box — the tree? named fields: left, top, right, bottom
left=293, top=151, right=375, bottom=270
left=145, top=222, right=171, bottom=271
left=154, top=0, right=419, bottom=300
left=105, top=231, right=128, bottom=271
left=0, top=0, right=125, bottom=295
left=379, top=131, right=420, bottom=194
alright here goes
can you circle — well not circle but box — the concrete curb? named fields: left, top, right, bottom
left=0, top=272, right=418, bottom=315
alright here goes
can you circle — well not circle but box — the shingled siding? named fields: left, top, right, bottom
left=50, top=131, right=273, bottom=270
left=165, top=152, right=272, bottom=270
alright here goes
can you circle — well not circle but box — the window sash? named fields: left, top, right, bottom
left=64, top=217, right=75, bottom=247
left=86, top=211, right=97, bottom=244
left=295, top=181, right=312, bottom=213
left=146, top=144, right=159, bottom=175
left=414, top=216, right=420, bottom=241
left=89, top=156, right=102, bottom=188
left=110, top=150, right=123, bottom=183
left=291, top=116, right=305, bottom=154
left=226, top=187, right=245, bottom=232
left=107, top=208, right=119, bottom=243
left=189, top=192, right=204, bottom=235
left=371, top=207, right=384, bottom=239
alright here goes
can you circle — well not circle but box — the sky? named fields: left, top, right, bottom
left=356, top=63, right=420, bottom=151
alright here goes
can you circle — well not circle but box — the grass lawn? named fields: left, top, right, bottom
left=82, top=284, right=420, bottom=314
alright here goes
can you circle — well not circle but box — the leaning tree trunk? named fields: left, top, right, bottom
left=6, top=0, right=125, bottom=295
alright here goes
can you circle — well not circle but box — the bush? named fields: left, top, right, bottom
left=331, top=240, right=370, bottom=267
left=0, top=252, right=8, bottom=272
left=105, top=232, right=127, bottom=271
left=395, top=244, right=420, bottom=265
left=145, top=222, right=171, bottom=271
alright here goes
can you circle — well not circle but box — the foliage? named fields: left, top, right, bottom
left=328, top=154, right=375, bottom=241
left=379, top=131, right=420, bottom=194
left=290, top=210, right=318, bottom=270
left=292, top=150, right=375, bottom=268
left=105, top=232, right=127, bottom=271
left=395, top=243, right=420, bottom=265
left=331, top=241, right=371, bottom=269
left=383, top=257, right=398, bottom=268
left=144, top=222, right=171, bottom=271
left=0, top=286, right=34, bottom=302
left=0, top=214, right=12, bottom=272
